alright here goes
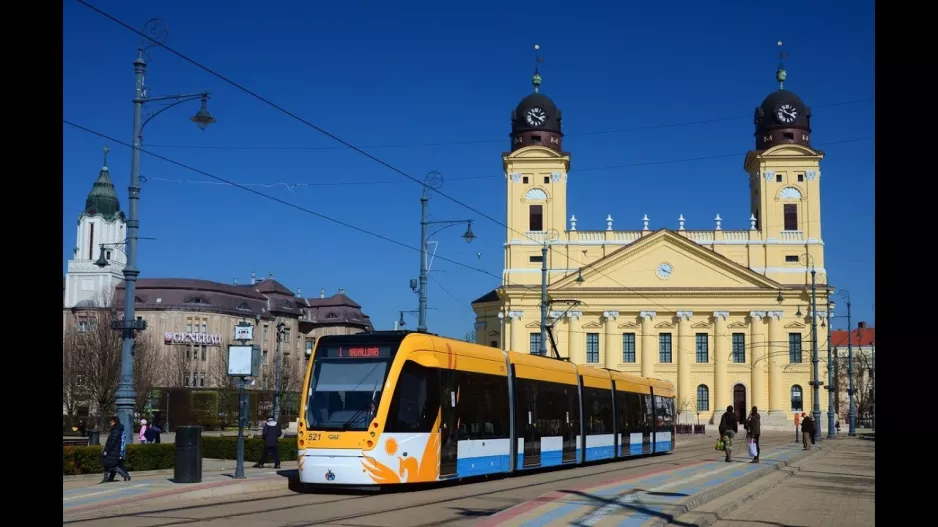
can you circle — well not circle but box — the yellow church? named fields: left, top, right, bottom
left=472, top=59, right=833, bottom=430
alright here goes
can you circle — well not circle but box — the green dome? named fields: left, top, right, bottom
left=82, top=165, right=123, bottom=221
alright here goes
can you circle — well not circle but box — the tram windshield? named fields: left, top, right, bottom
left=305, top=344, right=392, bottom=431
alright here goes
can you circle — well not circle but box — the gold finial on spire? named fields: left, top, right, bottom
left=776, top=40, right=788, bottom=89
left=532, top=44, right=543, bottom=93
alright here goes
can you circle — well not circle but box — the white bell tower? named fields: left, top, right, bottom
left=64, top=146, right=127, bottom=308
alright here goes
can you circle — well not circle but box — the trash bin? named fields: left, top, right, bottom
left=174, top=426, right=202, bottom=483
left=88, top=429, right=100, bottom=446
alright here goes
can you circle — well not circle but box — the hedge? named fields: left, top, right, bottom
left=63, top=437, right=298, bottom=475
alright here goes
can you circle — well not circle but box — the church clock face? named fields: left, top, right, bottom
left=525, top=106, right=547, bottom=127
left=775, top=103, right=797, bottom=124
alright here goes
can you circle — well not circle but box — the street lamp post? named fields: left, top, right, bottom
left=826, top=296, right=836, bottom=438
left=273, top=322, right=285, bottom=422
left=802, top=254, right=822, bottom=443
left=415, top=172, right=475, bottom=332
left=113, top=19, right=216, bottom=443
left=839, top=289, right=856, bottom=436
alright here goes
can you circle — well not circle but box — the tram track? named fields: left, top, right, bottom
left=65, top=433, right=773, bottom=526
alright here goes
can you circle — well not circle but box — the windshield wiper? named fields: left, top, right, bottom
left=340, top=381, right=381, bottom=430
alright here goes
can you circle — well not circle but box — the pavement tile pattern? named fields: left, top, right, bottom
left=482, top=443, right=807, bottom=527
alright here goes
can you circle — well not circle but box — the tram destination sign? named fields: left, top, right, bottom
left=320, top=345, right=392, bottom=359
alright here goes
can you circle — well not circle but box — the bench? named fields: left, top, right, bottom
left=63, top=437, right=90, bottom=447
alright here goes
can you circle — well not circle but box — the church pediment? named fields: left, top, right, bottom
left=524, top=321, right=541, bottom=329
left=654, top=321, right=674, bottom=329
left=582, top=321, right=602, bottom=329
left=727, top=321, right=748, bottom=329
left=618, top=320, right=639, bottom=329
left=691, top=321, right=711, bottom=329
left=784, top=321, right=807, bottom=329
left=553, top=229, right=784, bottom=290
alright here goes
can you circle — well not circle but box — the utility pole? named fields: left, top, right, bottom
left=809, top=266, right=821, bottom=443
left=110, top=19, right=214, bottom=443
left=845, top=294, right=856, bottom=436
left=273, top=321, right=285, bottom=422
left=415, top=172, right=474, bottom=332
left=538, top=244, right=548, bottom=356
left=418, top=191, right=429, bottom=332
left=826, top=306, right=835, bottom=438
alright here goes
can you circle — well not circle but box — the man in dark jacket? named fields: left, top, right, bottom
left=717, top=405, right=738, bottom=462
left=746, top=406, right=762, bottom=463
left=101, top=416, right=131, bottom=483
left=800, top=412, right=816, bottom=451
left=254, top=416, right=282, bottom=469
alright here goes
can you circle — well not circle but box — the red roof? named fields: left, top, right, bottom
left=831, top=328, right=875, bottom=347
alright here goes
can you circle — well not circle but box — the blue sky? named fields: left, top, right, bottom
left=63, top=0, right=875, bottom=338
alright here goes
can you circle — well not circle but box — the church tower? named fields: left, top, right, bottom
left=503, top=46, right=571, bottom=287
left=65, top=146, right=127, bottom=308
left=744, top=44, right=826, bottom=283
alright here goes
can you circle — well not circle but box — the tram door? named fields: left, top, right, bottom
left=562, top=383, right=577, bottom=463
left=439, top=370, right=459, bottom=477
left=517, top=379, right=541, bottom=467
left=642, top=393, right=654, bottom=454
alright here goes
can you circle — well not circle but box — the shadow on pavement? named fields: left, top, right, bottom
left=560, top=488, right=696, bottom=527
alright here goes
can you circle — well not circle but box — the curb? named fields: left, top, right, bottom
left=669, top=450, right=821, bottom=527
left=63, top=474, right=290, bottom=517
left=636, top=447, right=818, bottom=527
left=62, top=461, right=299, bottom=481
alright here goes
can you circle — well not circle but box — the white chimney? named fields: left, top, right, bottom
left=233, top=278, right=238, bottom=285
left=251, top=271, right=257, bottom=285
left=320, top=288, right=325, bottom=298
left=296, top=287, right=301, bottom=298
left=338, top=288, right=346, bottom=295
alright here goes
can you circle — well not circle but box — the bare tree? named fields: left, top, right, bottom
left=464, top=331, right=476, bottom=343
left=62, top=330, right=88, bottom=418
left=66, top=288, right=163, bottom=418
left=677, top=397, right=694, bottom=425
left=163, top=344, right=192, bottom=388
left=835, top=350, right=874, bottom=421
left=132, top=333, right=160, bottom=413
left=71, top=307, right=122, bottom=418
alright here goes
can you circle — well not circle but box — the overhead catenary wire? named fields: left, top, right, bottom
left=141, top=96, right=873, bottom=152
left=133, top=136, right=872, bottom=189
left=74, top=1, right=845, bottom=355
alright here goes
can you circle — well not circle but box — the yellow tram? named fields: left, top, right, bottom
left=296, top=331, right=675, bottom=487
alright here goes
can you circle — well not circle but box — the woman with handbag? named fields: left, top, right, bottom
left=717, top=405, right=738, bottom=462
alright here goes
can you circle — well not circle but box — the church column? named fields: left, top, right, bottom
left=749, top=311, right=768, bottom=412
left=766, top=310, right=786, bottom=422
left=676, top=311, right=694, bottom=422
left=640, top=311, right=656, bottom=377
left=603, top=311, right=619, bottom=369
left=712, top=311, right=730, bottom=421
left=567, top=310, right=583, bottom=363
left=508, top=310, right=523, bottom=352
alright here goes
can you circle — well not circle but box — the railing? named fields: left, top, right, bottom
left=780, top=231, right=804, bottom=241
left=723, top=230, right=750, bottom=241
left=576, top=231, right=606, bottom=241
left=685, top=231, right=714, bottom=242
left=675, top=424, right=707, bottom=435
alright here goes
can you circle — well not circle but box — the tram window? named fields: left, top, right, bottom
left=615, top=390, right=644, bottom=434
left=643, top=394, right=654, bottom=426
left=583, top=386, right=613, bottom=434
left=385, top=361, right=440, bottom=433
left=454, top=371, right=510, bottom=440
left=654, top=396, right=675, bottom=431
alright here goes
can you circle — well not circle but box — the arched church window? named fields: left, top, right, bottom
left=779, top=187, right=802, bottom=199
left=524, top=188, right=548, bottom=201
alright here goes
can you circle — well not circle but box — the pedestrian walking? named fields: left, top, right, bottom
left=253, top=415, right=282, bottom=469
left=100, top=416, right=131, bottom=483
left=718, top=405, right=738, bottom=462
left=800, top=412, right=816, bottom=451
left=149, top=414, right=163, bottom=444
left=138, top=419, right=150, bottom=443
left=746, top=406, right=762, bottom=463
